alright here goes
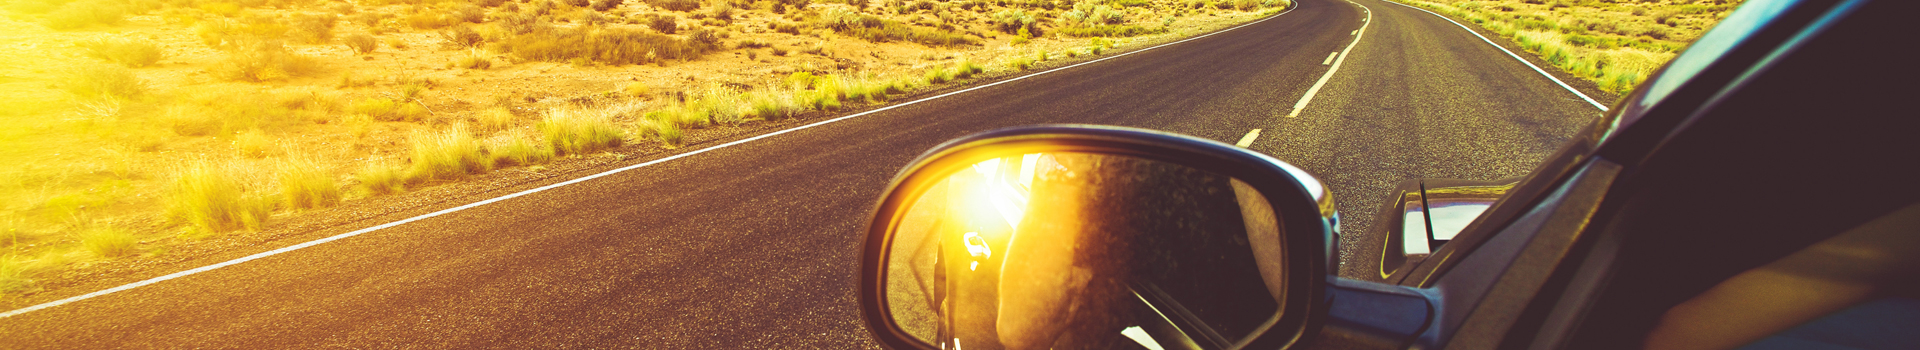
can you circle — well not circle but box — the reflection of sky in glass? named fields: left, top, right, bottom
left=1403, top=203, right=1492, bottom=255
left=1636, top=0, right=1795, bottom=112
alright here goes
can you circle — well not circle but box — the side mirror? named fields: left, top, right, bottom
left=858, top=125, right=1336, bottom=350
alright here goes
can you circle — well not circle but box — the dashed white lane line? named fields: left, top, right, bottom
left=1378, top=0, right=1608, bottom=111
left=0, top=0, right=1312, bottom=322
left=1286, top=0, right=1373, bottom=118
left=1322, top=52, right=1339, bottom=65
left=1236, top=129, right=1263, bottom=147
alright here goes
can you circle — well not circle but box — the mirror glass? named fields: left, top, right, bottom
left=885, top=152, right=1289, bottom=350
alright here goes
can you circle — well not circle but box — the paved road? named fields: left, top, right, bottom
left=0, top=0, right=1603, bottom=347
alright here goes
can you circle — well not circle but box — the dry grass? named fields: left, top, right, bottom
left=488, top=132, right=556, bottom=167
left=60, top=64, right=146, bottom=102
left=165, top=162, right=272, bottom=234
left=78, top=37, right=164, bottom=68
left=406, top=124, right=491, bottom=183
left=216, top=42, right=323, bottom=82
left=539, top=107, right=626, bottom=156
left=1399, top=0, right=1731, bottom=94
left=355, top=161, right=408, bottom=196
left=277, top=157, right=341, bottom=210
left=0, top=0, right=1279, bottom=298
left=79, top=226, right=139, bottom=258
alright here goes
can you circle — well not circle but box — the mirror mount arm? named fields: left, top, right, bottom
left=1315, top=278, right=1436, bottom=350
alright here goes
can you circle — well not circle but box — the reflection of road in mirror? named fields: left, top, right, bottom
left=886, top=152, right=1289, bottom=349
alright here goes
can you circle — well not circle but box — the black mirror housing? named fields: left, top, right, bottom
left=857, top=125, right=1338, bottom=349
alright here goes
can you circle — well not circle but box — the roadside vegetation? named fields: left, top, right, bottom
left=0, top=0, right=1287, bottom=297
left=1396, top=0, right=1743, bottom=94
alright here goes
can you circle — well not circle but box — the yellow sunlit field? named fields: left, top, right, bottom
left=1400, top=0, right=1743, bottom=93
left=0, top=0, right=1292, bottom=295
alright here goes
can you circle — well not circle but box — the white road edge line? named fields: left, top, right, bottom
left=1286, top=1, right=1372, bottom=118
left=1236, top=129, right=1263, bottom=147
left=0, top=3, right=1306, bottom=320
left=1379, top=0, right=1608, bottom=111
left=1322, top=52, right=1338, bottom=65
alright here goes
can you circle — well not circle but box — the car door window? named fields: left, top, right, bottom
left=1642, top=203, right=1920, bottom=350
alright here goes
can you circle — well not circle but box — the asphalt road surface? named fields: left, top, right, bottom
left=1, top=0, right=1606, bottom=347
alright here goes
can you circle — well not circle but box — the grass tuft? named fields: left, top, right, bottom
left=539, top=107, right=626, bottom=156
left=166, top=162, right=271, bottom=233
left=406, top=124, right=490, bottom=183
left=355, top=161, right=407, bottom=196
left=232, top=129, right=276, bottom=158
left=489, top=132, right=555, bottom=167
left=79, top=227, right=139, bottom=258
left=277, top=157, right=341, bottom=210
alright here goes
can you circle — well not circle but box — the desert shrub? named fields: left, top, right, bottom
left=343, top=33, right=377, bottom=53
left=196, top=15, right=295, bottom=50
left=60, top=64, right=145, bottom=100
left=736, top=39, right=770, bottom=48
left=689, top=28, right=721, bottom=49
left=289, top=13, right=337, bottom=44
left=648, top=0, right=698, bottom=11
left=452, top=4, right=485, bottom=23
left=590, top=0, right=623, bottom=11
left=991, top=9, right=1041, bottom=35
left=80, top=227, right=138, bottom=258
left=166, top=163, right=271, bottom=233
left=277, top=157, right=340, bottom=210
left=820, top=10, right=975, bottom=47
left=707, top=1, right=733, bottom=19
left=474, top=0, right=508, bottom=6
left=216, top=42, right=322, bottom=82
left=499, top=12, right=543, bottom=34
left=349, top=11, right=387, bottom=26
left=497, top=26, right=710, bottom=65
left=646, top=14, right=677, bottom=33
left=772, top=21, right=802, bottom=34
left=406, top=124, right=490, bottom=183
left=441, top=25, right=486, bottom=48
left=454, top=49, right=493, bottom=69
left=407, top=12, right=454, bottom=29
left=45, top=0, right=127, bottom=30
left=78, top=38, right=163, bottom=67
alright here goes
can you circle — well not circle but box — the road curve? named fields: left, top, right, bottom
left=0, top=0, right=1601, bottom=347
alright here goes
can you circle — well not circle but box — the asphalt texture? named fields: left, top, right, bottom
left=0, top=0, right=1605, bottom=347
